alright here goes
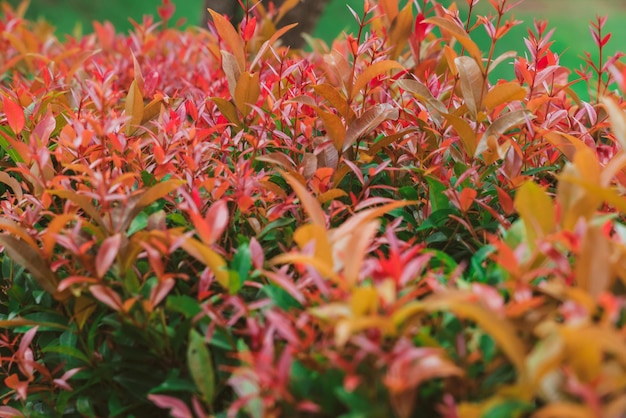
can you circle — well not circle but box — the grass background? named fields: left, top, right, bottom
left=5, top=0, right=626, bottom=97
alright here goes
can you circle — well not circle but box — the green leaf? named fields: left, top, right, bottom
left=41, top=345, right=90, bottom=364
left=166, top=295, right=202, bottom=319
left=187, top=330, right=215, bottom=404
left=483, top=399, right=533, bottom=418
left=263, top=284, right=303, bottom=311
left=426, top=177, right=450, bottom=212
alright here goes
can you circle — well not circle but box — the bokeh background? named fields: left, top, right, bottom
left=5, top=0, right=626, bottom=97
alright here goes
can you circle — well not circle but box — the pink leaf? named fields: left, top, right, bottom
left=149, top=278, right=176, bottom=307
left=90, top=285, right=123, bottom=311
left=148, top=394, right=193, bottom=418
left=249, top=237, right=264, bottom=270
left=206, top=199, right=229, bottom=243
left=95, top=233, right=122, bottom=278
left=0, top=406, right=25, bottom=417
left=3, top=96, right=25, bottom=134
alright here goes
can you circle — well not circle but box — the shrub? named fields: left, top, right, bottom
left=1, top=0, right=626, bottom=417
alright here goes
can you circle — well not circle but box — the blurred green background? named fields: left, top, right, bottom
left=5, top=0, right=626, bottom=97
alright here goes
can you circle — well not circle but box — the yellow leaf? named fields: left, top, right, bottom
left=234, top=71, right=260, bottom=118
left=212, top=97, right=241, bottom=126
left=560, top=326, right=603, bottom=382
left=514, top=181, right=554, bottom=246
left=125, top=80, right=144, bottom=136
left=350, top=286, right=379, bottom=317
left=141, top=96, right=164, bottom=125
left=293, top=224, right=333, bottom=270
left=73, top=296, right=97, bottom=330
left=270, top=253, right=338, bottom=281
left=443, top=113, right=477, bottom=156
left=483, top=82, right=526, bottom=110
left=179, top=236, right=229, bottom=289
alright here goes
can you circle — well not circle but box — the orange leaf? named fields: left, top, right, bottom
left=282, top=171, right=326, bottom=227
left=314, top=108, right=345, bottom=151
left=351, top=60, right=404, bottom=100
left=532, top=403, right=595, bottom=418
left=234, top=71, right=260, bottom=118
left=483, top=81, right=526, bottom=110
left=3, top=96, right=25, bottom=134
left=293, top=223, right=333, bottom=269
left=208, top=8, right=246, bottom=71
left=426, top=17, right=483, bottom=69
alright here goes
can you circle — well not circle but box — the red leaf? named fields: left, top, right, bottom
left=3, top=96, right=25, bottom=134
left=95, top=233, right=122, bottom=278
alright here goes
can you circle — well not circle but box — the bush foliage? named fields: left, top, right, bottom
left=1, top=0, right=626, bottom=417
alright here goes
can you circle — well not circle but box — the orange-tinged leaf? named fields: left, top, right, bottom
left=317, top=188, right=348, bottom=204
left=396, top=293, right=528, bottom=380
left=351, top=60, right=404, bottom=100
left=282, top=171, right=326, bottom=227
left=124, top=80, right=144, bottom=136
left=42, top=213, right=77, bottom=259
left=543, top=131, right=589, bottom=161
left=343, top=103, right=399, bottom=152
left=208, top=8, right=246, bottom=71
left=47, top=190, right=105, bottom=228
left=3, top=95, right=25, bottom=134
left=0, top=218, right=38, bottom=250
left=0, top=235, right=59, bottom=297
left=124, top=179, right=184, bottom=231
left=514, top=181, right=554, bottom=245
left=379, top=0, right=399, bottom=22
left=234, top=71, right=260, bottom=118
left=312, top=83, right=354, bottom=120
left=388, top=3, right=413, bottom=58
left=559, top=175, right=626, bottom=214
left=483, top=82, right=526, bottom=110
left=426, top=17, right=483, bottom=69
left=314, top=108, right=345, bottom=151
left=250, top=23, right=299, bottom=70
left=179, top=236, right=229, bottom=289
left=532, top=403, right=595, bottom=418
left=456, top=56, right=485, bottom=119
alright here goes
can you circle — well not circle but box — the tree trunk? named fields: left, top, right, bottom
left=201, top=0, right=330, bottom=49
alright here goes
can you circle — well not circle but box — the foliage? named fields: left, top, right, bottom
left=1, top=0, right=626, bottom=417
